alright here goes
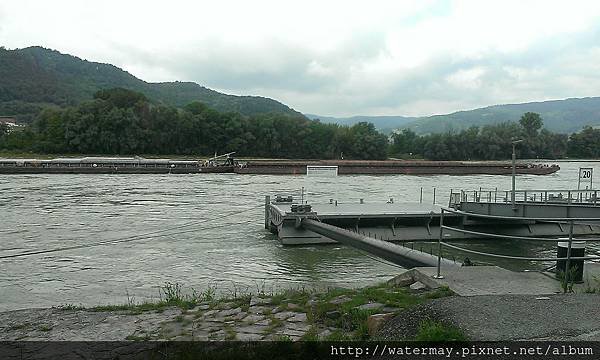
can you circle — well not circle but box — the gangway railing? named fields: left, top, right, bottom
left=449, top=189, right=600, bottom=207
left=435, top=207, right=600, bottom=288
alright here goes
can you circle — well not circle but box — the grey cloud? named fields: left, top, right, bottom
left=108, top=30, right=388, bottom=94
left=102, top=23, right=600, bottom=116
left=347, top=27, right=600, bottom=115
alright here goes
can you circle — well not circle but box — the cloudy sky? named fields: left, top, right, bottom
left=1, top=0, right=600, bottom=117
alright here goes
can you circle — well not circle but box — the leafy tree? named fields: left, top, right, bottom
left=184, top=101, right=209, bottom=115
left=390, top=129, right=418, bottom=156
left=94, top=88, right=147, bottom=109
left=32, top=108, right=67, bottom=153
left=568, top=126, right=600, bottom=158
left=343, top=122, right=388, bottom=160
left=519, top=112, right=543, bottom=137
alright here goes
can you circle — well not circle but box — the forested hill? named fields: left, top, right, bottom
left=310, top=97, right=600, bottom=135
left=402, top=97, right=600, bottom=134
left=0, top=46, right=303, bottom=122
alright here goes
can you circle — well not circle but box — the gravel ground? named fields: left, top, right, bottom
left=377, top=294, right=600, bottom=340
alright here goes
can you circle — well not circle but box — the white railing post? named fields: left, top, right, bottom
left=434, top=209, right=445, bottom=279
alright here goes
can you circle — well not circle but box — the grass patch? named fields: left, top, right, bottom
left=582, top=275, right=600, bottom=294
left=324, top=330, right=352, bottom=341
left=38, top=324, right=53, bottom=332
left=9, top=323, right=29, bottom=330
left=309, top=283, right=422, bottom=332
left=423, top=286, right=454, bottom=299
left=414, top=320, right=467, bottom=341
left=557, top=267, right=578, bottom=293
left=219, top=296, right=251, bottom=311
left=125, top=333, right=151, bottom=341
left=303, top=282, right=456, bottom=341
left=264, top=317, right=283, bottom=335
left=274, top=335, right=292, bottom=342
left=271, top=288, right=312, bottom=308
left=85, top=282, right=216, bottom=314
left=223, top=325, right=237, bottom=340
left=300, top=326, right=319, bottom=341
left=55, top=304, right=85, bottom=311
left=75, top=283, right=317, bottom=316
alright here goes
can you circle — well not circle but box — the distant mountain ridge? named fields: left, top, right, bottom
left=309, top=97, right=600, bottom=134
left=0, top=46, right=303, bottom=121
left=305, top=114, right=416, bottom=133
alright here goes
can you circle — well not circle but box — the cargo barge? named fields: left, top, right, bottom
left=0, top=157, right=233, bottom=174
left=237, top=159, right=560, bottom=175
left=0, top=157, right=559, bottom=175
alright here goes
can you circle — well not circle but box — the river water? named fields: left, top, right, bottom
left=1, top=161, right=599, bottom=311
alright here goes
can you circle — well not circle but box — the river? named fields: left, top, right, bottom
left=1, top=160, right=599, bottom=311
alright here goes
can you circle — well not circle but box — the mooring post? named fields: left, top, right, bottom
left=433, top=187, right=436, bottom=204
left=264, top=195, right=270, bottom=229
left=434, top=209, right=445, bottom=279
left=420, top=187, right=423, bottom=203
left=564, top=220, right=575, bottom=292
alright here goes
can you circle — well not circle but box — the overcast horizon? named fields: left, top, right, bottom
left=2, top=0, right=600, bottom=117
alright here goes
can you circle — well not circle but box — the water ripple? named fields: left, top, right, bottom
left=1, top=161, right=600, bottom=310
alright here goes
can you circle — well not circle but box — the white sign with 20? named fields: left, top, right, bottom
left=578, top=167, right=593, bottom=189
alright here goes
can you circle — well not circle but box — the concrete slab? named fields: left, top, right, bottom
left=389, top=263, right=600, bottom=296
left=415, top=266, right=563, bottom=296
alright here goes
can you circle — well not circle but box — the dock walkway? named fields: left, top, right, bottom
left=292, top=202, right=444, bottom=219
left=391, top=263, right=600, bottom=296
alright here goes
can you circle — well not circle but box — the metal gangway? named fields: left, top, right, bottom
left=434, top=207, right=600, bottom=288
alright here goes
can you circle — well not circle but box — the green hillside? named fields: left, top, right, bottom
left=0, top=46, right=303, bottom=122
left=309, top=98, right=600, bottom=135
left=305, top=114, right=416, bottom=133
left=404, top=97, right=600, bottom=134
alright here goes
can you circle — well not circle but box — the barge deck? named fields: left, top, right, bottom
left=239, top=159, right=559, bottom=175
left=0, top=157, right=560, bottom=175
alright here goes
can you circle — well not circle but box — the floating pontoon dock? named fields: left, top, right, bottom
left=265, top=188, right=600, bottom=290
left=266, top=189, right=600, bottom=246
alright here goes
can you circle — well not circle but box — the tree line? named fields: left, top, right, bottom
left=390, top=112, right=599, bottom=160
left=1, top=89, right=599, bottom=160
left=0, top=88, right=388, bottom=159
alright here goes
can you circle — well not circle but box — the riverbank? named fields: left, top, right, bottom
left=0, top=281, right=457, bottom=342
left=3, top=278, right=600, bottom=343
